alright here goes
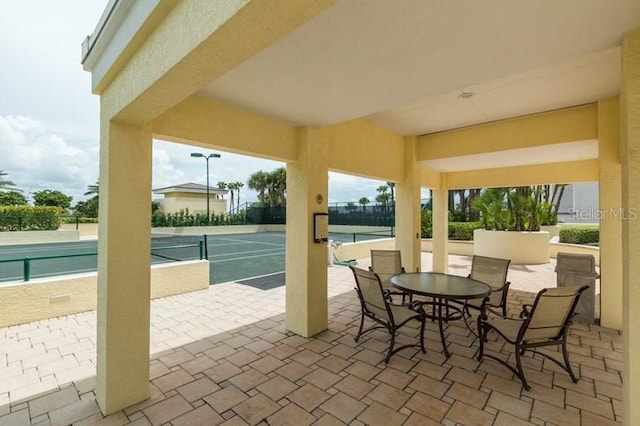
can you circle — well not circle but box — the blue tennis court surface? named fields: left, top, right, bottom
left=0, top=229, right=392, bottom=286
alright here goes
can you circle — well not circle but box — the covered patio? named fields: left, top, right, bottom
left=0, top=255, right=622, bottom=424
left=74, top=0, right=639, bottom=422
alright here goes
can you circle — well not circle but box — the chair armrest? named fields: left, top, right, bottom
left=519, top=304, right=532, bottom=318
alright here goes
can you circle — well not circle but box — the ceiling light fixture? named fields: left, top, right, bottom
left=458, top=92, right=474, bottom=99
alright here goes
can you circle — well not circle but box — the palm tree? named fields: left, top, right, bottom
left=0, top=170, right=18, bottom=192
left=226, top=182, right=237, bottom=214
left=270, top=167, right=286, bottom=206
left=359, top=197, right=370, bottom=213
left=386, top=181, right=395, bottom=204
left=232, top=181, right=244, bottom=212
left=376, top=185, right=389, bottom=214
left=216, top=181, right=227, bottom=199
left=247, top=171, right=269, bottom=205
left=84, top=180, right=99, bottom=196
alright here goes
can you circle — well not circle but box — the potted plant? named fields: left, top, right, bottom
left=472, top=187, right=553, bottom=264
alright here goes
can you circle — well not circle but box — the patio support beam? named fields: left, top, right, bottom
left=96, top=121, right=153, bottom=415
left=285, top=127, right=329, bottom=337
left=597, top=97, right=622, bottom=330
left=417, top=104, right=598, bottom=160
left=153, top=96, right=298, bottom=162
left=395, top=136, right=422, bottom=272
left=621, top=28, right=640, bottom=425
left=432, top=187, right=449, bottom=273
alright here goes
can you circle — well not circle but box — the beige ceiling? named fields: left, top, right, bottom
left=198, top=0, right=640, bottom=169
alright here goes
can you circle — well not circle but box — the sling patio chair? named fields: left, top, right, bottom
left=477, top=285, right=589, bottom=391
left=350, top=266, right=426, bottom=363
left=369, top=249, right=411, bottom=304
left=466, top=255, right=511, bottom=316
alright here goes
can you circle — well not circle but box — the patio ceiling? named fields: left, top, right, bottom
left=198, top=0, right=640, bottom=171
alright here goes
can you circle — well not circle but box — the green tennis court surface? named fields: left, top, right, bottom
left=0, top=229, right=392, bottom=286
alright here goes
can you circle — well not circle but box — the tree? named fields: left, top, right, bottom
left=74, top=197, right=99, bottom=218
left=80, top=180, right=100, bottom=217
left=217, top=181, right=227, bottom=199
left=226, top=182, right=237, bottom=214
left=386, top=181, right=395, bottom=204
left=270, top=167, right=286, bottom=206
left=248, top=168, right=286, bottom=207
left=345, top=201, right=357, bottom=213
left=359, top=197, right=370, bottom=212
left=0, top=191, right=28, bottom=206
left=376, top=185, right=390, bottom=214
left=0, top=170, right=18, bottom=192
left=33, top=190, right=72, bottom=209
left=232, top=181, right=244, bottom=212
left=84, top=180, right=99, bottom=197
left=247, top=170, right=269, bottom=205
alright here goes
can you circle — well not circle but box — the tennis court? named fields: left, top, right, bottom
left=0, top=229, right=392, bottom=286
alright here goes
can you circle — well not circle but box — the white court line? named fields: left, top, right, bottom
left=208, top=236, right=284, bottom=247
left=209, top=251, right=285, bottom=263
left=209, top=247, right=284, bottom=258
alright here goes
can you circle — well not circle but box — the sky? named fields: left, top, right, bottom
left=0, top=1, right=427, bottom=207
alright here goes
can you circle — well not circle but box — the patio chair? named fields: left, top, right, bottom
left=466, top=255, right=511, bottom=316
left=369, top=249, right=411, bottom=304
left=350, top=266, right=426, bottom=363
left=477, top=285, right=589, bottom=390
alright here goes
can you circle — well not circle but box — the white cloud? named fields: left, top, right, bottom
left=0, top=115, right=98, bottom=203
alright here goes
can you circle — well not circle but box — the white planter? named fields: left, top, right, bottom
left=473, top=229, right=550, bottom=264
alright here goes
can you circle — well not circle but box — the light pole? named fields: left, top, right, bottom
left=190, top=152, right=221, bottom=224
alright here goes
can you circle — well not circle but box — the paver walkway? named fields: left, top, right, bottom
left=0, top=254, right=621, bottom=425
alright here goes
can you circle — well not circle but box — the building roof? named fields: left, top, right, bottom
left=152, top=182, right=229, bottom=195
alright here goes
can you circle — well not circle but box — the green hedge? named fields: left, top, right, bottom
left=420, top=210, right=482, bottom=240
left=0, top=206, right=62, bottom=231
left=559, top=225, right=599, bottom=245
left=449, top=222, right=483, bottom=240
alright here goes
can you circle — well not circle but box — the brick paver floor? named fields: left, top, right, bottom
left=0, top=254, right=622, bottom=425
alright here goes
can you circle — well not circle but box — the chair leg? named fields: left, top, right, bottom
left=419, top=317, right=426, bottom=354
left=477, top=324, right=485, bottom=361
left=562, top=340, right=579, bottom=383
left=384, top=327, right=396, bottom=364
left=515, top=344, right=531, bottom=391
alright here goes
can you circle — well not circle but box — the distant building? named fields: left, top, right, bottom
left=557, top=182, right=599, bottom=224
left=152, top=182, right=228, bottom=215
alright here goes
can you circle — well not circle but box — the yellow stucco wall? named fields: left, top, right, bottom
left=153, top=96, right=297, bottom=162
left=417, top=104, right=598, bottom=160
left=0, top=261, right=209, bottom=328
left=160, top=193, right=227, bottom=215
left=327, top=118, right=405, bottom=182
left=621, top=28, right=640, bottom=425
left=598, top=97, right=622, bottom=330
left=444, top=160, right=599, bottom=190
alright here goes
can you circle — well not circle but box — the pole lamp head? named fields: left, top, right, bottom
left=190, top=152, right=204, bottom=158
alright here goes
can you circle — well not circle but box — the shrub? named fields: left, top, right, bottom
left=421, top=209, right=432, bottom=238
left=449, top=222, right=483, bottom=240
left=0, top=206, right=62, bottom=231
left=559, top=225, right=599, bottom=245
left=420, top=210, right=482, bottom=241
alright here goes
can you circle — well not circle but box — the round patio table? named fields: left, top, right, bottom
left=391, top=272, right=490, bottom=357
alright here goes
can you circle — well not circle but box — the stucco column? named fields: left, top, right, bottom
left=597, top=97, right=622, bottom=330
left=395, top=136, right=422, bottom=272
left=96, top=121, right=152, bottom=415
left=621, top=28, right=640, bottom=425
left=432, top=187, right=449, bottom=273
left=285, top=126, right=329, bottom=337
